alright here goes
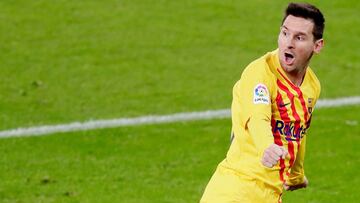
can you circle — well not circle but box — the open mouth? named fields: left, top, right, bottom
left=284, top=52, right=295, bottom=65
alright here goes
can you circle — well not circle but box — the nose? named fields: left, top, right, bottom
left=286, top=37, right=295, bottom=49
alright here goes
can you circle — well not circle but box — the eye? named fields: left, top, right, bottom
left=282, top=30, right=287, bottom=36
left=297, top=35, right=305, bottom=41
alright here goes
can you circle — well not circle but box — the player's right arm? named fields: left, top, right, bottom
left=232, top=61, right=284, bottom=167
left=247, top=118, right=287, bottom=167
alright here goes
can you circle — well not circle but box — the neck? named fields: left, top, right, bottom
left=284, top=68, right=307, bottom=86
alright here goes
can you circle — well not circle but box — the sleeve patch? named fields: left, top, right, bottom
left=253, top=83, right=270, bottom=104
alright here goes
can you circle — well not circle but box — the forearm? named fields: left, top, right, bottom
left=247, top=114, right=274, bottom=156
left=286, top=135, right=307, bottom=185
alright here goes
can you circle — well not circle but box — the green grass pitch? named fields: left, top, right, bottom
left=0, top=0, right=359, bottom=202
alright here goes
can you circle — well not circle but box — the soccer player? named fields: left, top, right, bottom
left=200, top=2, right=325, bottom=203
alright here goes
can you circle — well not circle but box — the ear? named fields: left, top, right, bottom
left=313, top=39, right=324, bottom=54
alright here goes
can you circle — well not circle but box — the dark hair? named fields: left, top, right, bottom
left=282, top=2, right=325, bottom=40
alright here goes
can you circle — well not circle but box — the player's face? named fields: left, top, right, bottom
left=278, top=15, right=323, bottom=74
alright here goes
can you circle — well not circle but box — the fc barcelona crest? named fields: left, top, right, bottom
left=308, top=98, right=314, bottom=114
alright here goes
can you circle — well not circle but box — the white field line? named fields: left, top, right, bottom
left=0, top=96, right=359, bottom=139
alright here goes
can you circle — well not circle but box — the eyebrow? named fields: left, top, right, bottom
left=281, top=25, right=308, bottom=36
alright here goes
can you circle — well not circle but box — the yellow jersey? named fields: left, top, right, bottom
left=219, top=49, right=320, bottom=194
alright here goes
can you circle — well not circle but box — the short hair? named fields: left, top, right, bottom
left=282, top=2, right=325, bottom=40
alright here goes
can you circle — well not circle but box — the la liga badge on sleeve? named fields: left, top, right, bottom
left=253, top=83, right=270, bottom=104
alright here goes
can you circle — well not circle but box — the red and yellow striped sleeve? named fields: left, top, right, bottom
left=286, top=134, right=306, bottom=185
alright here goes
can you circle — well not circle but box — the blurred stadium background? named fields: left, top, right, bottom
left=0, top=0, right=359, bottom=202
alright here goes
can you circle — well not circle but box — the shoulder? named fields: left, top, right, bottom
left=306, top=67, right=321, bottom=97
left=233, top=51, right=277, bottom=94
left=240, top=52, right=275, bottom=81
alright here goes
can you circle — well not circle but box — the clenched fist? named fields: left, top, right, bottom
left=262, top=144, right=288, bottom=168
left=283, top=176, right=309, bottom=191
